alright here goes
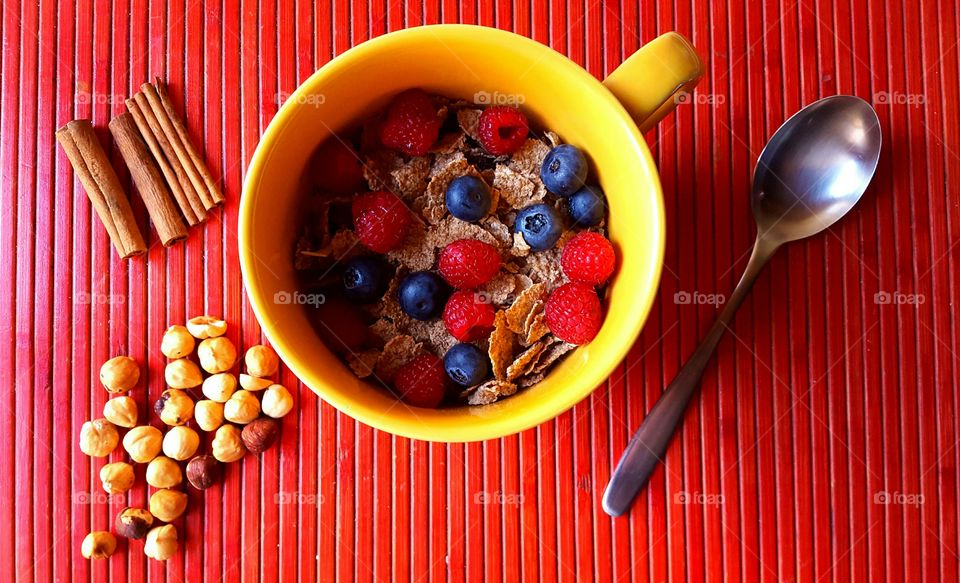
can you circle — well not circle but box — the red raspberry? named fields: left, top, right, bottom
left=310, top=298, right=369, bottom=353
left=309, top=138, right=365, bottom=195
left=394, top=354, right=448, bottom=408
left=352, top=191, right=412, bottom=253
left=561, top=232, right=616, bottom=285
left=544, top=282, right=603, bottom=344
left=438, top=239, right=502, bottom=289
left=477, top=106, right=529, bottom=155
left=442, top=291, right=496, bottom=342
left=380, top=89, right=442, bottom=156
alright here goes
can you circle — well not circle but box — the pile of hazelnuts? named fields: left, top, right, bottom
left=77, top=315, right=294, bottom=561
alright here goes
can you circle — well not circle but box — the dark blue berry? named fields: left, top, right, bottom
left=445, top=175, right=492, bottom=222
left=540, top=144, right=588, bottom=197
left=397, top=271, right=450, bottom=320
left=342, top=256, right=391, bottom=302
left=443, top=343, right=490, bottom=387
left=567, top=185, right=607, bottom=227
left=515, top=203, right=564, bottom=251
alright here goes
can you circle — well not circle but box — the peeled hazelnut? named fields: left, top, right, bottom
left=122, top=425, right=163, bottom=463
left=81, top=531, right=117, bottom=559
left=103, top=396, right=138, bottom=428
left=115, top=507, right=153, bottom=539
left=261, top=384, right=294, bottom=419
left=144, top=524, right=178, bottom=560
left=224, top=390, right=260, bottom=424
left=79, top=418, right=119, bottom=457
left=239, top=374, right=272, bottom=392
left=154, top=389, right=195, bottom=426
left=161, top=325, right=196, bottom=359
left=244, top=345, right=279, bottom=377
left=186, top=315, right=227, bottom=339
left=195, top=400, right=224, bottom=432
left=241, top=417, right=279, bottom=453
left=202, top=372, right=237, bottom=403
left=146, top=456, right=182, bottom=488
left=162, top=426, right=200, bottom=461
left=99, top=355, right=139, bottom=393
left=197, top=337, right=237, bottom=374
left=186, top=454, right=221, bottom=489
left=149, top=488, right=188, bottom=522
left=164, top=359, right=203, bottom=389
left=99, top=462, right=135, bottom=494
left=211, top=424, right=246, bottom=462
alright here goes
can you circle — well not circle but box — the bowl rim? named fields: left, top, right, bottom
left=239, top=24, right=666, bottom=441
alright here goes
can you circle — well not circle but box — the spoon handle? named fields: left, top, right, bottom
left=602, top=236, right=779, bottom=517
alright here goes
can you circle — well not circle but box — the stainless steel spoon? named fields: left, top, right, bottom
left=602, top=95, right=882, bottom=517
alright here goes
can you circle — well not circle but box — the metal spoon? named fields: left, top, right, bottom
left=602, top=95, right=882, bottom=517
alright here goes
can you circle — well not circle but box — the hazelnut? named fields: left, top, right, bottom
left=202, top=372, right=237, bottom=403
left=162, top=426, right=200, bottom=460
left=261, top=384, right=294, bottom=419
left=144, top=524, right=178, bottom=560
left=149, top=488, right=188, bottom=522
left=154, top=389, right=194, bottom=426
left=102, top=396, right=138, bottom=428
left=244, top=345, right=279, bottom=377
left=186, top=454, right=221, bottom=489
left=99, top=355, right=139, bottom=393
left=195, top=400, right=224, bottom=432
left=161, top=325, right=196, bottom=359
left=79, top=418, right=119, bottom=457
left=115, top=507, right=153, bottom=539
left=99, top=462, right=135, bottom=494
left=122, top=425, right=163, bottom=463
left=146, top=456, right=182, bottom=488
left=224, top=390, right=260, bottom=424
left=211, top=424, right=246, bottom=462
left=164, top=359, right=203, bottom=389
left=241, top=417, right=279, bottom=453
left=186, top=315, right=227, bottom=339
left=81, top=531, right=117, bottom=559
left=197, top=337, right=237, bottom=374
left=239, top=373, right=272, bottom=392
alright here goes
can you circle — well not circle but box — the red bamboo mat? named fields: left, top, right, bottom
left=2, top=0, right=958, bottom=581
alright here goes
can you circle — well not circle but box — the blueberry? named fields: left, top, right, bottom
left=397, top=271, right=450, bottom=320
left=540, top=144, right=588, bottom=197
left=515, top=203, right=564, bottom=251
left=567, top=185, right=607, bottom=227
left=342, top=256, right=391, bottom=302
left=445, top=175, right=492, bottom=222
left=443, top=343, right=490, bottom=387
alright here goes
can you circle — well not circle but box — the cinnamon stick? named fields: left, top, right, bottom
left=109, top=113, right=188, bottom=247
left=55, top=120, right=146, bottom=259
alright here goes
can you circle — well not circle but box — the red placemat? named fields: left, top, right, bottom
left=2, top=1, right=957, bottom=580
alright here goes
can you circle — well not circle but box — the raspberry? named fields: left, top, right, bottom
left=394, top=354, right=448, bottom=408
left=544, top=282, right=603, bottom=344
left=309, top=138, right=365, bottom=195
left=561, top=232, right=616, bottom=285
left=352, top=191, right=412, bottom=253
left=438, top=239, right=502, bottom=289
left=380, top=89, right=442, bottom=156
left=442, top=291, right=496, bottom=342
left=477, top=106, right=529, bottom=155
left=310, top=298, right=369, bottom=353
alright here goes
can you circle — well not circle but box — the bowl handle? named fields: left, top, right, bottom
left=603, top=32, right=703, bottom=133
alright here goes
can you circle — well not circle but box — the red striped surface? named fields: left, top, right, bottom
left=2, top=0, right=958, bottom=580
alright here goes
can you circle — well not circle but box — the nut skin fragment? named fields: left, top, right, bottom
left=100, top=462, right=135, bottom=494
left=144, top=524, right=178, bottom=560
left=195, top=399, right=225, bottom=431
left=100, top=355, right=140, bottom=393
left=149, top=488, right=188, bottom=522
left=79, top=418, right=119, bottom=457
left=186, top=454, right=221, bottom=489
left=239, top=374, right=272, bottom=392
left=202, top=372, right=237, bottom=402
left=162, top=426, right=200, bottom=460
left=122, top=425, right=163, bottom=463
left=146, top=456, right=183, bottom=488
left=244, top=345, right=279, bottom=377
left=103, top=396, right=138, bottom=428
left=197, top=336, right=238, bottom=374
left=186, top=315, right=227, bottom=339
left=241, top=417, right=279, bottom=453
left=81, top=531, right=117, bottom=559
left=211, top=424, right=246, bottom=462
left=164, top=359, right=203, bottom=389
left=223, top=389, right=260, bottom=424
left=160, top=325, right=195, bottom=359
left=115, top=507, right=154, bottom=539
left=261, top=384, right=294, bottom=419
left=154, top=389, right=195, bottom=426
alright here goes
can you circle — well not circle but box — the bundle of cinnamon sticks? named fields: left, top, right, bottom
left=56, top=78, right=223, bottom=259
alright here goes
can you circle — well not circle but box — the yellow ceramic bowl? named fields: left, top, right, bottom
left=239, top=25, right=701, bottom=442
